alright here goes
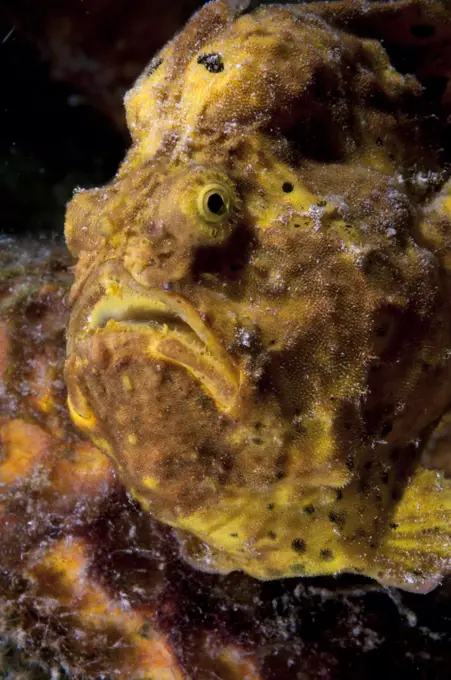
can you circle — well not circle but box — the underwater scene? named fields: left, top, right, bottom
left=1, top=0, right=451, bottom=677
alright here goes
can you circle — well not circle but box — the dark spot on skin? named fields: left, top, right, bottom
left=252, top=437, right=263, bottom=445
left=294, top=223, right=301, bottom=228
left=377, top=570, right=384, bottom=578
left=329, top=511, right=346, bottom=529
left=230, top=533, right=238, bottom=538
left=276, top=471, right=285, bottom=480
left=304, top=504, right=315, bottom=515
left=316, top=199, right=327, bottom=207
left=390, top=523, right=399, bottom=530
left=370, top=542, right=377, bottom=549
left=144, top=56, right=163, bottom=77
left=319, top=549, right=333, bottom=562
left=410, top=24, right=436, bottom=39
left=412, top=569, right=423, bottom=577
left=197, top=53, right=225, bottom=73
left=268, top=531, right=277, bottom=540
left=335, top=490, right=343, bottom=501
left=380, top=471, right=389, bottom=485
left=290, top=563, right=306, bottom=574
left=363, top=460, right=373, bottom=471
left=282, top=182, right=294, bottom=193
left=292, top=538, right=306, bottom=554
left=376, top=137, right=383, bottom=146
left=267, top=503, right=275, bottom=511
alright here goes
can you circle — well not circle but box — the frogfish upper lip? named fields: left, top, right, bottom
left=68, top=273, right=241, bottom=413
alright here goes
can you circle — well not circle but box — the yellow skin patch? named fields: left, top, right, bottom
left=65, top=0, right=451, bottom=592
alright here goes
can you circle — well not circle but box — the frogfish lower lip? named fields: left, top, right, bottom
left=74, top=285, right=241, bottom=413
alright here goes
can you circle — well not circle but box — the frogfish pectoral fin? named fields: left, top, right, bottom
left=370, top=467, right=451, bottom=593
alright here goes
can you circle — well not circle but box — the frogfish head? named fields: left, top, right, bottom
left=64, top=0, right=451, bottom=556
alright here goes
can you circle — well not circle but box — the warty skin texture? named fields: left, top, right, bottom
left=65, top=0, right=451, bottom=592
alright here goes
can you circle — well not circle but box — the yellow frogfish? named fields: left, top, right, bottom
left=64, top=0, right=451, bottom=593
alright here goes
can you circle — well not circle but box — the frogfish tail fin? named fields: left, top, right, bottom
left=371, top=467, right=451, bottom=593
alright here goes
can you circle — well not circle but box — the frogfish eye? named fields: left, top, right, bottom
left=197, top=183, right=231, bottom=223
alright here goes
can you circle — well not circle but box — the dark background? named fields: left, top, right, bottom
left=0, top=0, right=205, bottom=235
